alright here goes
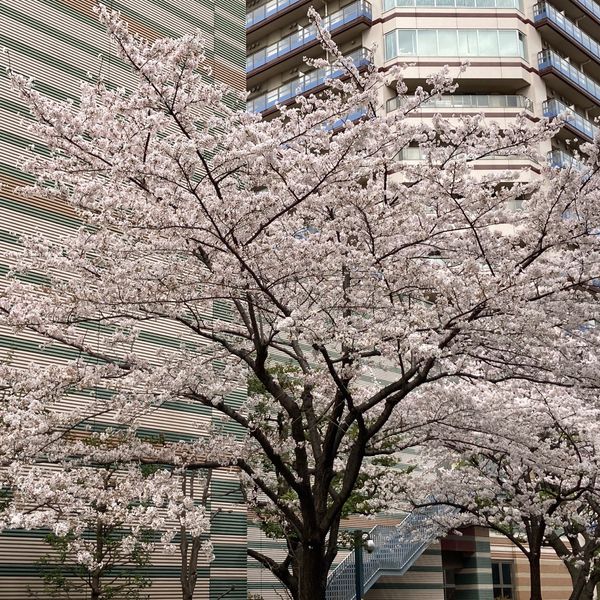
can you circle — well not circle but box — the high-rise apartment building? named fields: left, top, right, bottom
left=0, top=1, right=246, bottom=599
left=244, top=0, right=589, bottom=598
left=246, top=0, right=599, bottom=168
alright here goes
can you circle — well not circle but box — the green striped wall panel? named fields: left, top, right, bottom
left=210, top=577, right=248, bottom=600
left=0, top=0, right=246, bottom=597
left=454, top=531, right=494, bottom=600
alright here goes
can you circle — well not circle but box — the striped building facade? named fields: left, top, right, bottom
left=489, top=533, right=571, bottom=600
left=0, top=0, right=246, bottom=598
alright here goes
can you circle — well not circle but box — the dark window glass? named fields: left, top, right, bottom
left=492, top=562, right=513, bottom=599
left=492, top=563, right=500, bottom=585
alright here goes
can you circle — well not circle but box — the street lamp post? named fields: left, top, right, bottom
left=353, top=531, right=375, bottom=600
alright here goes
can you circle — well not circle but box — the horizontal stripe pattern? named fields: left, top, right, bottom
left=0, top=0, right=245, bottom=598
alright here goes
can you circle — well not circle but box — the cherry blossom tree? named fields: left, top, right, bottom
left=547, top=497, right=600, bottom=600
left=25, top=465, right=155, bottom=600
left=400, top=387, right=600, bottom=600
left=0, top=460, right=212, bottom=600
left=1, top=5, right=600, bottom=600
left=177, top=470, right=215, bottom=600
left=0, top=358, right=217, bottom=598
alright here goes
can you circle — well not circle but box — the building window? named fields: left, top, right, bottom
left=492, top=562, right=513, bottom=599
left=384, top=28, right=526, bottom=60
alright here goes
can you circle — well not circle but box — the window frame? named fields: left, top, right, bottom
left=383, top=28, right=526, bottom=60
left=492, top=561, right=514, bottom=600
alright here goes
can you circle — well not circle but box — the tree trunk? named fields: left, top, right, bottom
left=297, top=540, right=329, bottom=600
left=524, top=518, right=545, bottom=600
left=567, top=569, right=599, bottom=600
left=181, top=584, right=195, bottom=600
left=90, top=572, right=102, bottom=600
left=92, top=518, right=105, bottom=600
left=529, top=550, right=543, bottom=600
left=181, top=562, right=196, bottom=600
left=579, top=578, right=598, bottom=600
left=91, top=539, right=103, bottom=600
left=180, top=536, right=199, bottom=600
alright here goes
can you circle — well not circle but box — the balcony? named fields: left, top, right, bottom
left=248, top=49, right=371, bottom=114
left=571, top=0, right=600, bottom=21
left=247, top=0, right=304, bottom=28
left=396, top=147, right=540, bottom=179
left=246, top=0, right=372, bottom=81
left=543, top=98, right=598, bottom=141
left=328, top=106, right=369, bottom=131
left=548, top=149, right=583, bottom=169
left=534, top=2, right=600, bottom=78
left=546, top=0, right=600, bottom=34
left=247, top=0, right=325, bottom=33
left=383, top=0, right=522, bottom=8
left=387, top=94, right=533, bottom=113
left=538, top=50, right=600, bottom=115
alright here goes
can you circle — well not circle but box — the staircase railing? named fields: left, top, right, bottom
left=326, top=506, right=445, bottom=600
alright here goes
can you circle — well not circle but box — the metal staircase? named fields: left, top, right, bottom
left=326, top=507, right=442, bottom=600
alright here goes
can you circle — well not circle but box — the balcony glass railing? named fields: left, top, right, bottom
left=538, top=49, right=600, bottom=103
left=248, top=49, right=371, bottom=113
left=548, top=149, right=583, bottom=169
left=328, top=106, right=368, bottom=130
left=572, top=0, right=600, bottom=24
left=247, top=0, right=305, bottom=28
left=384, top=0, right=521, bottom=9
left=534, top=3, right=600, bottom=64
left=387, top=94, right=533, bottom=113
left=543, top=98, right=598, bottom=140
left=246, top=0, right=372, bottom=73
left=399, top=147, right=534, bottom=163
